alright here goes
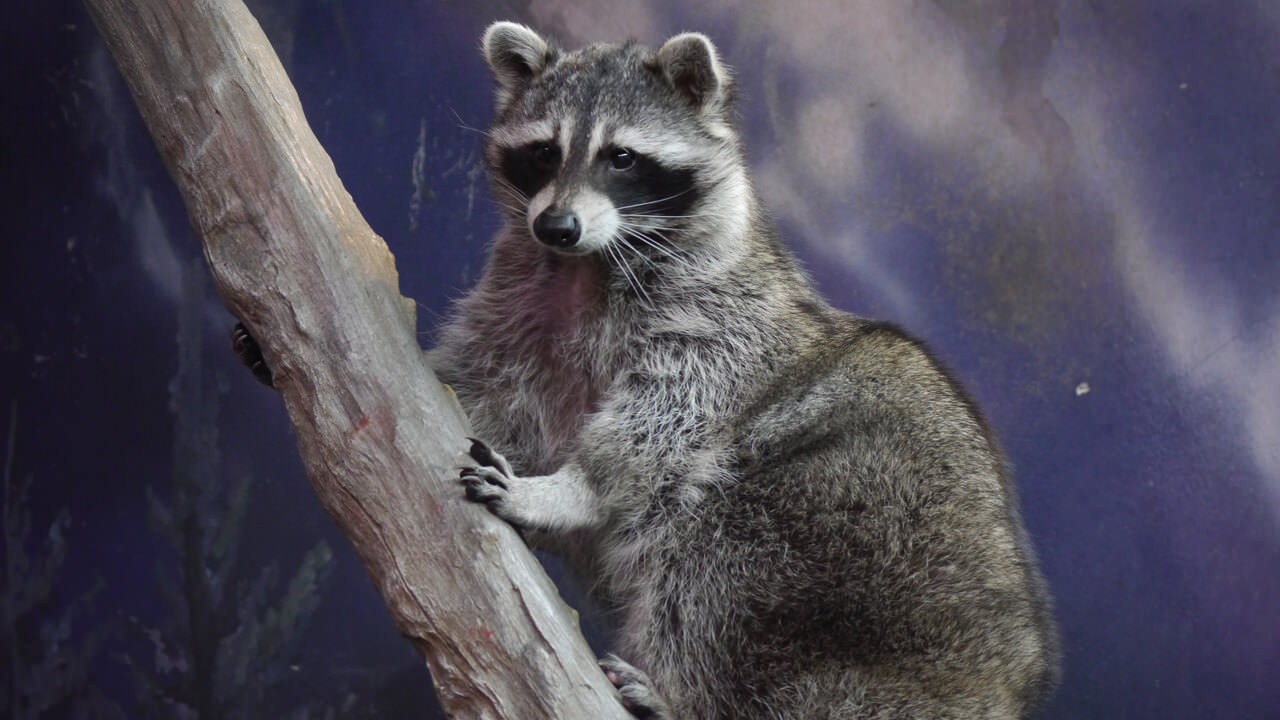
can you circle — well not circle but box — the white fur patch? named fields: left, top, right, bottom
left=611, top=126, right=707, bottom=168
left=571, top=188, right=620, bottom=254
left=525, top=184, right=619, bottom=257
left=527, top=183, right=556, bottom=235
left=488, top=118, right=556, bottom=150
left=558, top=116, right=576, bottom=157
left=588, top=120, right=608, bottom=160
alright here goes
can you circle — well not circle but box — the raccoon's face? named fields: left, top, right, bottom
left=481, top=23, right=746, bottom=266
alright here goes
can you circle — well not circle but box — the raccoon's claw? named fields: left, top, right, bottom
left=460, top=465, right=509, bottom=500
left=600, top=654, right=671, bottom=720
left=230, top=322, right=275, bottom=388
left=459, top=439, right=517, bottom=519
left=466, top=437, right=515, bottom=477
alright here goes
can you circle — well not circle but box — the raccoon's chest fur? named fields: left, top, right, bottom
left=531, top=252, right=604, bottom=335
left=463, top=245, right=638, bottom=474
left=515, top=254, right=609, bottom=469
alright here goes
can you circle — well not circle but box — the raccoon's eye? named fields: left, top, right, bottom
left=608, top=147, right=637, bottom=171
left=529, top=142, right=560, bottom=169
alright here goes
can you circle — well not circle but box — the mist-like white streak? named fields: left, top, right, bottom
left=87, top=42, right=241, bottom=337
left=1046, top=5, right=1280, bottom=506
left=1115, top=205, right=1280, bottom=500
left=87, top=43, right=183, bottom=303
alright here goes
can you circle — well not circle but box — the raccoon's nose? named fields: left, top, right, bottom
left=532, top=209, right=582, bottom=248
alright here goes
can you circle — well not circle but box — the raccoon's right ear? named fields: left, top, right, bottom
left=482, top=22, right=557, bottom=110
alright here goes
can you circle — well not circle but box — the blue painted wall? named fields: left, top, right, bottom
left=3, top=1, right=1276, bottom=716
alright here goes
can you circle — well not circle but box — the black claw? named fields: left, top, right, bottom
left=458, top=462, right=507, bottom=494
left=230, top=322, right=275, bottom=388
left=467, top=437, right=497, bottom=466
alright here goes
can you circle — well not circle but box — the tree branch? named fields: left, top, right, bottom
left=84, top=1, right=626, bottom=717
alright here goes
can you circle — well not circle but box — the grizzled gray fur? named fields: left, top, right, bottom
left=433, top=21, right=1059, bottom=719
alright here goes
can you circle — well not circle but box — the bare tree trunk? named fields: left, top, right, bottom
left=83, top=1, right=627, bottom=717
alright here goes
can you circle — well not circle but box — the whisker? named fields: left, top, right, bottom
left=613, top=187, right=696, bottom=213
left=490, top=196, right=529, bottom=214
left=604, top=244, right=630, bottom=295
left=451, top=107, right=491, bottom=138
left=606, top=241, right=653, bottom=308
left=624, top=249, right=652, bottom=307
left=618, top=220, right=679, bottom=240
left=617, top=222, right=696, bottom=261
left=622, top=205, right=739, bottom=224
left=619, top=226, right=695, bottom=271
left=490, top=177, right=531, bottom=203
left=620, top=209, right=730, bottom=223
left=615, top=234, right=666, bottom=273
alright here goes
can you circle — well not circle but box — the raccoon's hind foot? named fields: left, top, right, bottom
left=600, top=654, right=672, bottom=720
left=458, top=438, right=525, bottom=527
left=230, top=322, right=275, bottom=388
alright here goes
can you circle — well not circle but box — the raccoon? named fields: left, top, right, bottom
left=435, top=22, right=1058, bottom=720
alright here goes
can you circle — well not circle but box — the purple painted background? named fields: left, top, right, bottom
left=3, top=0, right=1277, bottom=717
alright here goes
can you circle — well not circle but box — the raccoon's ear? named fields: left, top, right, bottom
left=652, top=32, right=732, bottom=114
left=483, top=22, right=556, bottom=110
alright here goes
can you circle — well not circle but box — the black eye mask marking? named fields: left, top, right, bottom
left=600, top=148, right=698, bottom=226
left=499, top=141, right=562, bottom=199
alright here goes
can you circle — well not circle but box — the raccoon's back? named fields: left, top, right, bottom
left=627, top=316, right=1059, bottom=716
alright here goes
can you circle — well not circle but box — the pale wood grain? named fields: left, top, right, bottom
left=84, top=1, right=626, bottom=716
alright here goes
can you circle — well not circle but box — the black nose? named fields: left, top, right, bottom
left=532, top=208, right=582, bottom=248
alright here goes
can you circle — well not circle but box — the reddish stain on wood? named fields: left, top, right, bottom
left=348, top=406, right=396, bottom=444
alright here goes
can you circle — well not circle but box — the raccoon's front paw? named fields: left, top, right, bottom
left=230, top=322, right=275, bottom=388
left=459, top=438, right=524, bottom=528
left=600, top=654, right=671, bottom=720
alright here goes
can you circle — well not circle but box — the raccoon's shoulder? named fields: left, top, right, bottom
left=740, top=310, right=997, bottom=453
left=833, top=318, right=997, bottom=443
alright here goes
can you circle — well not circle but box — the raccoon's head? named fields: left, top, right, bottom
left=480, top=22, right=749, bottom=269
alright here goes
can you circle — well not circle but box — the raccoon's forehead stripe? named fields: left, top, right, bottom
left=563, top=114, right=592, bottom=167
left=559, top=116, right=577, bottom=156
left=587, top=121, right=607, bottom=160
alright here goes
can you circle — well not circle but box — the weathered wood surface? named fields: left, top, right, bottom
left=84, top=1, right=626, bottom=717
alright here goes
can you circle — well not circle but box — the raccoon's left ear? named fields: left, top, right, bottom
left=483, top=22, right=557, bottom=111
left=652, top=33, right=732, bottom=115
